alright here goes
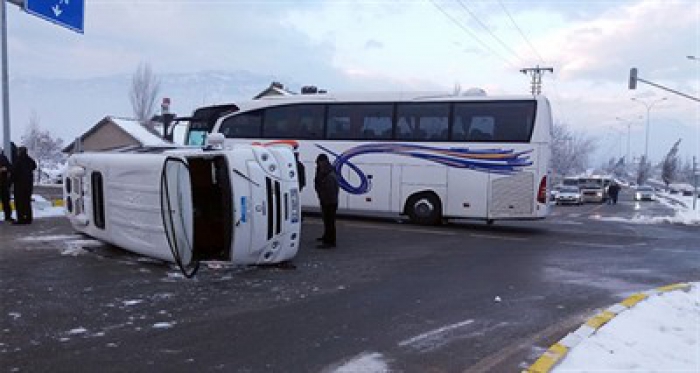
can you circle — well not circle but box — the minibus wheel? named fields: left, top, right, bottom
left=406, top=192, right=442, bottom=225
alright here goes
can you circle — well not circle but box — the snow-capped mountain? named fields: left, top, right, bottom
left=8, top=70, right=294, bottom=143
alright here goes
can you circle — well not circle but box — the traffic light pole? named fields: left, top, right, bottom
left=629, top=68, right=700, bottom=102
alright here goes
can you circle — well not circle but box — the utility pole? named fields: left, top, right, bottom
left=1, top=0, right=11, bottom=162
left=520, top=65, right=554, bottom=95
left=693, top=156, right=698, bottom=210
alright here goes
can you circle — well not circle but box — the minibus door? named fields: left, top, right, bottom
left=160, top=157, right=198, bottom=278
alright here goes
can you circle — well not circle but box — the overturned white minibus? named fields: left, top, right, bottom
left=63, top=144, right=301, bottom=277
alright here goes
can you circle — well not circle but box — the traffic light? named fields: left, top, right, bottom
left=629, top=68, right=638, bottom=90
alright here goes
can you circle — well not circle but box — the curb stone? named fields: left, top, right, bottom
left=523, top=282, right=693, bottom=373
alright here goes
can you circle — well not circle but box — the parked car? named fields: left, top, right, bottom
left=555, top=186, right=583, bottom=205
left=634, top=185, right=655, bottom=201
left=550, top=185, right=562, bottom=201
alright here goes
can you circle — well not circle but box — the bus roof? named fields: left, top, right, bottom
left=201, top=92, right=547, bottom=114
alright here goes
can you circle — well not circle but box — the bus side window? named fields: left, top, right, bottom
left=327, top=105, right=351, bottom=139
left=468, top=117, right=494, bottom=141
left=398, top=103, right=449, bottom=141
left=264, top=106, right=296, bottom=139
left=359, top=105, right=392, bottom=140
left=298, top=105, right=325, bottom=139
left=328, top=104, right=391, bottom=140
left=219, top=112, right=262, bottom=138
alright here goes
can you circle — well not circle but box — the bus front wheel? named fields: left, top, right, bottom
left=406, top=193, right=442, bottom=225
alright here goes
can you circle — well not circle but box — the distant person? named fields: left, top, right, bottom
left=0, top=149, right=12, bottom=222
left=608, top=182, right=621, bottom=205
left=295, top=151, right=306, bottom=192
left=12, top=147, right=37, bottom=225
left=314, top=154, right=339, bottom=249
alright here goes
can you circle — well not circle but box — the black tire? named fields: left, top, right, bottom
left=406, top=192, right=442, bottom=225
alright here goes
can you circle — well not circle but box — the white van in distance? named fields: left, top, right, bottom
left=63, top=143, right=300, bottom=277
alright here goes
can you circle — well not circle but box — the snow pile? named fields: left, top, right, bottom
left=658, top=192, right=700, bottom=225
left=552, top=283, right=700, bottom=372
left=331, top=352, right=389, bottom=373
left=592, top=192, right=699, bottom=225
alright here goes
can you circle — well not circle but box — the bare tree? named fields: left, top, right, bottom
left=551, top=122, right=598, bottom=177
left=21, top=111, right=66, bottom=183
left=661, top=139, right=681, bottom=187
left=129, top=62, right=161, bottom=128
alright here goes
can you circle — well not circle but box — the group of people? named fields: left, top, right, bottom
left=0, top=146, right=37, bottom=225
left=295, top=151, right=339, bottom=249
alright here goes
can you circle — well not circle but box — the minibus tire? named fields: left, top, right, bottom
left=406, top=192, right=442, bottom=226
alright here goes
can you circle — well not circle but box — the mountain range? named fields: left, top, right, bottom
left=7, top=70, right=295, bottom=143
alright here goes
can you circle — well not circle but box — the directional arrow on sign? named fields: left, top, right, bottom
left=25, top=0, right=84, bottom=34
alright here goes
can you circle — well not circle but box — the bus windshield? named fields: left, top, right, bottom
left=185, top=104, right=239, bottom=146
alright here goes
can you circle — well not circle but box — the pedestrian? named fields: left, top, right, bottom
left=0, top=149, right=13, bottom=222
left=314, top=153, right=339, bottom=249
left=295, top=151, right=306, bottom=192
left=12, top=147, right=37, bottom=225
left=608, top=182, right=620, bottom=205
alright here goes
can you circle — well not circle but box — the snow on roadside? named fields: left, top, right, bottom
left=330, top=352, right=389, bottom=373
left=657, top=192, right=700, bottom=225
left=591, top=192, right=699, bottom=225
left=552, top=283, right=700, bottom=372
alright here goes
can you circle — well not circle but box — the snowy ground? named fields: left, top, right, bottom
left=657, top=192, right=700, bottom=225
left=592, top=192, right=699, bottom=225
left=551, top=283, right=699, bottom=372
left=5, top=194, right=66, bottom=220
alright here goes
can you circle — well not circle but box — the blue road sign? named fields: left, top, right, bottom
left=25, top=0, right=84, bottom=34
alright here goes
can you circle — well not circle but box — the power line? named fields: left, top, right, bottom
left=496, top=0, right=570, bottom=125
left=497, top=0, right=545, bottom=64
left=426, top=0, right=517, bottom=69
left=454, top=0, right=525, bottom=64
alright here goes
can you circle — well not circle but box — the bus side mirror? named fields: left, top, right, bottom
left=206, top=133, right=225, bottom=149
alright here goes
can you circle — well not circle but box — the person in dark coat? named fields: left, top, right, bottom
left=607, top=182, right=621, bottom=205
left=12, top=147, right=37, bottom=225
left=0, top=149, right=13, bottom=222
left=314, top=154, right=339, bottom=249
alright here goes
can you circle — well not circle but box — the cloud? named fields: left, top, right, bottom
left=364, top=39, right=384, bottom=50
left=534, top=1, right=699, bottom=83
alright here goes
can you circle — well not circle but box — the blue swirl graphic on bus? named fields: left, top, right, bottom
left=316, top=143, right=533, bottom=195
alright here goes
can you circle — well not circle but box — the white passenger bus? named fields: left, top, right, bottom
left=63, top=143, right=301, bottom=277
left=184, top=91, right=553, bottom=224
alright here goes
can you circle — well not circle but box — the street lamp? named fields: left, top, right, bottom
left=630, top=97, right=667, bottom=162
left=615, top=116, right=642, bottom=163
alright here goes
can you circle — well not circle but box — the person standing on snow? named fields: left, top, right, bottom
left=314, top=154, right=339, bottom=249
left=12, top=147, right=37, bottom=225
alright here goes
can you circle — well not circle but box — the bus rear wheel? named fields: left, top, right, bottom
left=406, top=193, right=442, bottom=225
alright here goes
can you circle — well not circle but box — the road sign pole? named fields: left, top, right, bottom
left=1, top=0, right=12, bottom=162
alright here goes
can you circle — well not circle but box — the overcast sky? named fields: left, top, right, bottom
left=2, top=0, right=699, bottom=164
